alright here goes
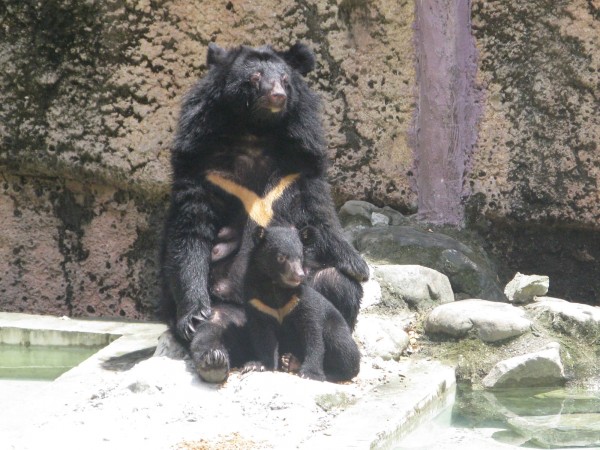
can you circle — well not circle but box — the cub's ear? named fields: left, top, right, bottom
left=280, top=42, right=315, bottom=76
left=253, top=226, right=267, bottom=244
left=207, top=42, right=227, bottom=67
left=300, top=225, right=318, bottom=246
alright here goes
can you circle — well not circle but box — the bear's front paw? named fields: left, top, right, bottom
left=339, top=255, right=370, bottom=283
left=241, top=361, right=267, bottom=374
left=176, top=307, right=212, bottom=341
left=196, top=348, right=230, bottom=383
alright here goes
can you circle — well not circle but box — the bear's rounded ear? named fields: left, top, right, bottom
left=280, top=42, right=315, bottom=76
left=207, top=42, right=227, bottom=67
left=300, top=225, right=317, bottom=245
left=253, top=226, right=267, bottom=244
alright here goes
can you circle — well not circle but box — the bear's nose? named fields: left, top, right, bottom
left=268, top=82, right=287, bottom=109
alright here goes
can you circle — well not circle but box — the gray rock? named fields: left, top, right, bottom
left=526, top=296, right=600, bottom=339
left=354, top=314, right=411, bottom=360
left=354, top=225, right=506, bottom=302
left=339, top=200, right=408, bottom=229
left=425, top=299, right=531, bottom=342
left=504, top=272, right=549, bottom=304
left=339, top=200, right=378, bottom=228
left=370, top=212, right=390, bottom=227
left=374, top=264, right=454, bottom=311
left=482, top=343, right=566, bottom=389
left=360, top=267, right=383, bottom=311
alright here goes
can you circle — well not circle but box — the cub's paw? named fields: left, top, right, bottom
left=298, top=367, right=326, bottom=381
left=280, top=353, right=301, bottom=373
left=176, top=307, right=212, bottom=342
left=241, top=361, right=267, bottom=374
left=196, top=349, right=230, bottom=383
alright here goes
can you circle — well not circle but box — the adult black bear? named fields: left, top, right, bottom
left=159, top=42, right=369, bottom=383
left=242, top=225, right=360, bottom=382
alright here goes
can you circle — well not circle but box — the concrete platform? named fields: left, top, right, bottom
left=0, top=312, right=456, bottom=449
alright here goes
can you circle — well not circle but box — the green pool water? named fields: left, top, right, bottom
left=0, top=343, right=105, bottom=380
left=395, top=384, right=600, bottom=449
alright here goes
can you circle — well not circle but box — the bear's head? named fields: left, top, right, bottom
left=206, top=42, right=316, bottom=126
left=251, top=225, right=317, bottom=288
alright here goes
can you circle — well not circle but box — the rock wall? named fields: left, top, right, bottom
left=0, top=0, right=598, bottom=317
left=0, top=0, right=416, bottom=317
left=468, top=0, right=599, bottom=227
left=466, top=0, right=600, bottom=304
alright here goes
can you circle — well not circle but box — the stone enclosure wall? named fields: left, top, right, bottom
left=0, top=0, right=598, bottom=317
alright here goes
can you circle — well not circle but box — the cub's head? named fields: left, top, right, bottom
left=206, top=42, right=316, bottom=126
left=251, top=225, right=316, bottom=287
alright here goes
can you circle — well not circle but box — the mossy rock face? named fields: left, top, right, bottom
left=0, top=173, right=165, bottom=318
left=0, top=1, right=416, bottom=319
left=0, top=0, right=418, bottom=207
left=469, top=0, right=600, bottom=228
left=465, top=0, right=600, bottom=307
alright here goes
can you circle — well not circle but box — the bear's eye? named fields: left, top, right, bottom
left=277, top=254, right=286, bottom=264
left=282, top=74, right=289, bottom=86
left=250, top=72, right=261, bottom=86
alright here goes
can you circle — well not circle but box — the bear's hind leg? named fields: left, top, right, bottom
left=309, top=267, right=363, bottom=330
left=323, top=311, right=361, bottom=382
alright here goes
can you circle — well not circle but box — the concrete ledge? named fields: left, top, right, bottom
left=0, top=313, right=457, bottom=449
left=302, top=360, right=456, bottom=449
left=0, top=312, right=167, bottom=405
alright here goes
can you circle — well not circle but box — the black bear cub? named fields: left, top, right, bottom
left=243, top=225, right=360, bottom=382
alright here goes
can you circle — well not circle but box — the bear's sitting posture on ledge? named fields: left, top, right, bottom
left=243, top=225, right=360, bottom=382
left=160, top=41, right=369, bottom=383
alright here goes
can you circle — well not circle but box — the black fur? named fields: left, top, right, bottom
left=243, top=226, right=360, bottom=382
left=159, top=42, right=369, bottom=383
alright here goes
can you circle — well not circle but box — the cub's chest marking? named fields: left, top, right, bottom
left=249, top=296, right=300, bottom=324
left=206, top=172, right=300, bottom=227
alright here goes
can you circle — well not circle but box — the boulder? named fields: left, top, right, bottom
left=354, top=314, right=411, bottom=360
left=374, top=264, right=454, bottom=311
left=526, top=297, right=600, bottom=339
left=339, top=200, right=409, bottom=229
left=360, top=268, right=383, bottom=311
left=353, top=224, right=506, bottom=302
left=425, top=299, right=531, bottom=342
left=504, top=273, right=549, bottom=304
left=482, top=343, right=566, bottom=389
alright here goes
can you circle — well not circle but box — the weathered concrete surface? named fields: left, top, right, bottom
left=0, top=312, right=455, bottom=450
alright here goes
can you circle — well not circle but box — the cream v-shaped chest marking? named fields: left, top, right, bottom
left=206, top=172, right=300, bottom=227
left=249, top=296, right=300, bottom=324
